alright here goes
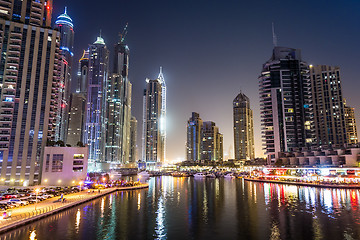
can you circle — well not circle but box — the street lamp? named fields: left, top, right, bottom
left=35, top=188, right=40, bottom=210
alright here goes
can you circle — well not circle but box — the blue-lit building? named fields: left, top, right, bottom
left=54, top=7, right=74, bottom=142
left=84, top=36, right=109, bottom=172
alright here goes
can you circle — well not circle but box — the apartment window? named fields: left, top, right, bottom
left=73, top=154, right=84, bottom=159
left=45, top=154, right=50, bottom=172
left=73, top=160, right=83, bottom=166
left=73, top=167, right=83, bottom=172
left=51, top=154, right=63, bottom=172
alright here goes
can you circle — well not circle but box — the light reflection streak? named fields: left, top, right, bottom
left=29, top=230, right=36, bottom=240
left=155, top=196, right=166, bottom=239
left=138, top=193, right=141, bottom=210
left=101, top=198, right=105, bottom=217
left=75, top=209, right=81, bottom=232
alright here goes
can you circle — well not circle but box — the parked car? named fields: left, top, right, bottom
left=8, top=199, right=29, bottom=206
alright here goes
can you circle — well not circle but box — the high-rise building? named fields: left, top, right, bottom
left=0, top=0, right=53, bottom=28
left=129, top=116, right=137, bottom=163
left=54, top=7, right=74, bottom=142
left=310, top=65, right=346, bottom=147
left=344, top=99, right=358, bottom=145
left=67, top=50, right=88, bottom=146
left=142, top=68, right=166, bottom=168
left=201, top=121, right=223, bottom=161
left=105, top=38, right=132, bottom=167
left=67, top=93, right=86, bottom=147
left=233, top=92, right=255, bottom=160
left=0, top=0, right=61, bottom=185
left=84, top=36, right=109, bottom=172
left=77, top=50, right=89, bottom=94
left=259, top=47, right=314, bottom=162
left=186, top=112, right=203, bottom=161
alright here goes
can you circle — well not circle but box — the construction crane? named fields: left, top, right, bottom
left=119, top=23, right=128, bottom=43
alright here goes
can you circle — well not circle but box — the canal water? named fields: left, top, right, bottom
left=1, top=176, right=360, bottom=240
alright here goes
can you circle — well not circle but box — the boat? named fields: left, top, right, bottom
left=224, top=173, right=235, bottom=179
left=206, top=173, right=216, bottom=178
left=138, top=171, right=152, bottom=177
left=194, top=173, right=206, bottom=178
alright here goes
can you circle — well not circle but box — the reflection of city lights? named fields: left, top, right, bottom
left=75, top=209, right=81, bottom=231
left=29, top=230, right=37, bottom=240
left=101, top=198, right=105, bottom=214
left=137, top=193, right=141, bottom=210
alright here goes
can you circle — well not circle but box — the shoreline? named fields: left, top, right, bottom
left=0, top=184, right=149, bottom=234
left=244, top=178, right=360, bottom=189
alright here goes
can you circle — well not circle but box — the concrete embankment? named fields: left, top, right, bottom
left=244, top=178, right=360, bottom=189
left=0, top=184, right=149, bottom=234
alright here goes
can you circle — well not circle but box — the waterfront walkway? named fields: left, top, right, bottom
left=0, top=184, right=149, bottom=234
left=244, top=177, right=360, bottom=189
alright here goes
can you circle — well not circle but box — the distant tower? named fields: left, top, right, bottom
left=54, top=7, right=75, bottom=142
left=186, top=112, right=203, bottom=161
left=310, top=65, right=346, bottom=147
left=84, top=35, right=109, bottom=172
left=142, top=68, right=166, bottom=168
left=259, top=47, right=314, bottom=163
left=105, top=29, right=132, bottom=167
left=233, top=92, right=255, bottom=160
left=344, top=99, right=358, bottom=145
left=201, top=122, right=223, bottom=161
left=129, top=116, right=138, bottom=163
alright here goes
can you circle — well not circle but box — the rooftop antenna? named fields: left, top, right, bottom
left=119, top=23, right=129, bottom=43
left=272, top=22, right=278, bottom=47
left=99, top=29, right=102, bottom=38
left=64, top=6, right=67, bottom=14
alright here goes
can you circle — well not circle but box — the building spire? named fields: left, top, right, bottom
left=272, top=22, right=278, bottom=47
left=64, top=6, right=67, bottom=14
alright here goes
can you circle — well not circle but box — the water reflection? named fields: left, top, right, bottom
left=75, top=209, right=80, bottom=232
left=1, top=178, right=360, bottom=240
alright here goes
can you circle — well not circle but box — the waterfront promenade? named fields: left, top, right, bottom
left=0, top=184, right=149, bottom=234
left=244, top=177, right=360, bottom=189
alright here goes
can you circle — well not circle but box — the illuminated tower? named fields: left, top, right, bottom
left=129, top=116, right=137, bottom=163
left=54, top=7, right=74, bottom=142
left=310, top=65, right=346, bottom=147
left=201, top=121, right=223, bottom=161
left=84, top=36, right=109, bottom=172
left=0, top=0, right=61, bottom=185
left=67, top=50, right=88, bottom=147
left=233, top=92, right=255, bottom=160
left=186, top=112, right=203, bottom=161
left=142, top=68, right=166, bottom=168
left=344, top=99, right=358, bottom=145
left=105, top=32, right=132, bottom=167
left=259, top=47, right=314, bottom=163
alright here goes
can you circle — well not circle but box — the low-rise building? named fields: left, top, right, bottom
left=41, top=146, right=89, bottom=186
left=270, top=146, right=360, bottom=167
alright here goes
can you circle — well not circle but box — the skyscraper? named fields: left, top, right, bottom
left=233, top=92, right=255, bottom=160
left=54, top=7, right=74, bottom=142
left=259, top=47, right=314, bottom=162
left=84, top=36, right=109, bottom=172
left=186, top=112, right=203, bottom=161
left=201, top=121, right=223, bottom=161
left=142, top=68, right=166, bottom=168
left=310, top=65, right=346, bottom=147
left=129, top=116, right=137, bottom=163
left=0, top=0, right=61, bottom=185
left=67, top=50, right=88, bottom=146
left=105, top=35, right=132, bottom=167
left=344, top=99, right=358, bottom=145
left=0, top=0, right=53, bottom=27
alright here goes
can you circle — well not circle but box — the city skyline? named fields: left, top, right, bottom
left=54, top=0, right=360, bottom=161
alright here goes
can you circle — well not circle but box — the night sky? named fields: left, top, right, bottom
left=54, top=0, right=360, bottom=162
